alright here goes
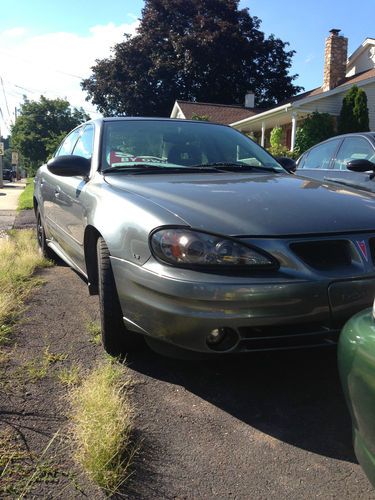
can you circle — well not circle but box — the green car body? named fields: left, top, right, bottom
left=338, top=306, right=375, bottom=487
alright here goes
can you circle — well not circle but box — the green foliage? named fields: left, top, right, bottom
left=17, top=178, right=34, bottom=211
left=0, top=229, right=51, bottom=347
left=191, top=113, right=210, bottom=121
left=270, top=126, right=283, bottom=149
left=11, top=96, right=89, bottom=174
left=267, top=144, right=291, bottom=157
left=295, top=112, right=335, bottom=154
left=3, top=148, right=12, bottom=170
left=353, top=88, right=370, bottom=132
left=338, top=86, right=370, bottom=134
left=82, top=0, right=302, bottom=117
left=268, top=126, right=288, bottom=156
left=71, top=360, right=134, bottom=492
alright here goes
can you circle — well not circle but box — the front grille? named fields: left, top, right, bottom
left=369, top=237, right=375, bottom=264
left=290, top=240, right=352, bottom=270
left=237, top=323, right=340, bottom=351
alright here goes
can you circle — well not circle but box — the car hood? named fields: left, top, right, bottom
left=105, top=172, right=375, bottom=236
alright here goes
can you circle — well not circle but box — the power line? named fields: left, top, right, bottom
left=0, top=76, right=11, bottom=122
left=0, top=49, right=84, bottom=80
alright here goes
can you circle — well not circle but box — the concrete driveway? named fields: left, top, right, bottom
left=0, top=180, right=27, bottom=231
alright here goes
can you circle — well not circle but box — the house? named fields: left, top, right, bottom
left=170, top=30, right=375, bottom=151
left=170, top=99, right=258, bottom=125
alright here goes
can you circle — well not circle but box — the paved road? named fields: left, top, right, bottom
left=4, top=258, right=373, bottom=498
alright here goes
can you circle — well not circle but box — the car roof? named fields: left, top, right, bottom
left=86, top=116, right=230, bottom=128
left=312, top=132, right=375, bottom=145
left=302, top=132, right=375, bottom=155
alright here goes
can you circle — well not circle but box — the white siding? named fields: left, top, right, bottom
left=364, top=82, right=375, bottom=131
left=347, top=43, right=375, bottom=76
left=298, top=81, right=375, bottom=131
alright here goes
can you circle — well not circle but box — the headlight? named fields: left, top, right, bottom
left=150, top=228, right=278, bottom=270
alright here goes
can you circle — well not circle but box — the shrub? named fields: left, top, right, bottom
left=268, top=126, right=286, bottom=156
left=294, top=112, right=335, bottom=155
left=338, top=85, right=369, bottom=134
left=191, top=113, right=210, bottom=121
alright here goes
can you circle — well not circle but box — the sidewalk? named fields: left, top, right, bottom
left=0, top=179, right=27, bottom=230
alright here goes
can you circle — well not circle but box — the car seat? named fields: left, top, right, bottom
left=168, top=144, right=201, bottom=166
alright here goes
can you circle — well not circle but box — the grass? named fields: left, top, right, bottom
left=0, top=229, right=50, bottom=347
left=70, top=360, right=134, bottom=493
left=17, top=178, right=34, bottom=211
left=0, top=429, right=61, bottom=497
left=23, top=347, right=68, bottom=382
left=57, top=364, right=81, bottom=387
left=86, top=321, right=101, bottom=345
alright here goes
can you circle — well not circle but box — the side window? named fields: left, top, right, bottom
left=332, top=137, right=375, bottom=170
left=56, top=128, right=81, bottom=157
left=297, top=152, right=307, bottom=169
left=301, top=140, right=340, bottom=169
left=72, top=125, right=94, bottom=159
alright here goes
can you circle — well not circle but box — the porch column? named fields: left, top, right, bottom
left=261, top=121, right=266, bottom=147
left=291, top=113, right=297, bottom=152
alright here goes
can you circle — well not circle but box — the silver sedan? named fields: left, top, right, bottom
left=34, top=118, right=375, bottom=357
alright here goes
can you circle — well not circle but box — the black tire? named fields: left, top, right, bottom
left=36, top=209, right=56, bottom=260
left=97, top=237, right=141, bottom=356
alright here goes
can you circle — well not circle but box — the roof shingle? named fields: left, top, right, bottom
left=176, top=100, right=259, bottom=124
left=287, top=67, right=375, bottom=104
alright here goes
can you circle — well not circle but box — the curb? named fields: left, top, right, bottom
left=0, top=209, right=36, bottom=232
left=14, top=209, right=36, bottom=230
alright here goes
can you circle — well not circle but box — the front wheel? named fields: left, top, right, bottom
left=97, top=237, right=141, bottom=356
left=36, top=210, right=56, bottom=260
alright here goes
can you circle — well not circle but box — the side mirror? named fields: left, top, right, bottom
left=275, top=156, right=297, bottom=173
left=347, top=159, right=375, bottom=172
left=47, top=155, right=91, bottom=177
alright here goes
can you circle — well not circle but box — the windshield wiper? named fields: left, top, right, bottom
left=191, top=162, right=280, bottom=172
left=101, top=164, right=218, bottom=174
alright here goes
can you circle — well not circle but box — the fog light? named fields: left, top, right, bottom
left=206, top=327, right=239, bottom=352
left=207, top=328, right=226, bottom=345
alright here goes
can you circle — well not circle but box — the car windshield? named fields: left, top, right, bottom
left=101, top=120, right=284, bottom=173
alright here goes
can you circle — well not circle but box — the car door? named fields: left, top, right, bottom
left=41, top=127, right=81, bottom=239
left=323, top=136, right=375, bottom=193
left=296, top=138, right=342, bottom=182
left=53, top=124, right=95, bottom=271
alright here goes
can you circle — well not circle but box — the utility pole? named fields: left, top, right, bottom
left=12, top=151, right=19, bottom=180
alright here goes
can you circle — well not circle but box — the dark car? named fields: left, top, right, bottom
left=2, top=168, right=13, bottom=182
left=296, top=132, right=375, bottom=193
left=34, top=118, right=375, bottom=358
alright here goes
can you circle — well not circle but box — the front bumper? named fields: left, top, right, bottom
left=111, top=257, right=375, bottom=353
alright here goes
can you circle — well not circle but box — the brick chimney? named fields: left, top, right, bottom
left=245, top=92, right=255, bottom=108
left=322, top=29, right=348, bottom=91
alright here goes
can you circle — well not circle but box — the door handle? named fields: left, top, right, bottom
left=54, top=186, right=61, bottom=197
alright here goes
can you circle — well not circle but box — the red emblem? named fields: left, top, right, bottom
left=356, top=240, right=368, bottom=262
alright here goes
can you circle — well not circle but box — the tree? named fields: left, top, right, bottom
left=82, top=0, right=302, bottom=117
left=295, top=112, right=335, bottom=154
left=11, top=96, right=89, bottom=173
left=353, top=87, right=370, bottom=132
left=338, top=86, right=370, bottom=134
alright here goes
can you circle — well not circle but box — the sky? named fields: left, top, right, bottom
left=0, top=0, right=374, bottom=136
